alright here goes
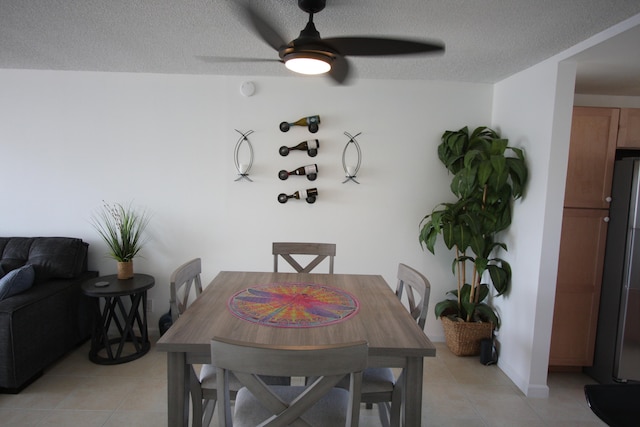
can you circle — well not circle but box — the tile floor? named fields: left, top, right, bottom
left=0, top=339, right=606, bottom=427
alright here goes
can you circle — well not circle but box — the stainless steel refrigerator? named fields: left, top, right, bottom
left=587, top=156, right=640, bottom=384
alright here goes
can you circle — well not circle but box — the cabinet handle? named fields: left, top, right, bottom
left=605, top=196, right=612, bottom=203
left=604, top=217, right=610, bottom=223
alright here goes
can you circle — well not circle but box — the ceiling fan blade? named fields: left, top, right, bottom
left=328, top=55, right=351, bottom=85
left=323, top=37, right=445, bottom=56
left=238, top=3, right=288, bottom=52
left=196, top=56, right=283, bottom=65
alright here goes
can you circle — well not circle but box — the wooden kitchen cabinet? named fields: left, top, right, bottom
left=617, top=108, right=640, bottom=149
left=549, top=208, right=609, bottom=366
left=563, top=107, right=619, bottom=209
left=550, top=107, right=619, bottom=367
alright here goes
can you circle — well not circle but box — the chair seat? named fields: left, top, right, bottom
left=200, top=364, right=291, bottom=395
left=234, top=385, right=350, bottom=427
left=361, top=368, right=396, bottom=394
left=199, top=364, right=243, bottom=397
left=336, top=367, right=395, bottom=394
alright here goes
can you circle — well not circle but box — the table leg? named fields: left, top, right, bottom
left=167, top=352, right=190, bottom=427
left=403, top=357, right=423, bottom=427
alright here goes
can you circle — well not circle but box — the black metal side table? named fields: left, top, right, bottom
left=82, top=273, right=155, bottom=365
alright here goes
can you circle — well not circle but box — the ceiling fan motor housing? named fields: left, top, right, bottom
left=298, top=0, right=326, bottom=14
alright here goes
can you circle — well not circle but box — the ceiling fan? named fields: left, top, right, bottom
left=211, top=0, right=445, bottom=84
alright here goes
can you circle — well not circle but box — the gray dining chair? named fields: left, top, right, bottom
left=211, top=337, right=368, bottom=427
left=272, top=242, right=336, bottom=273
left=170, top=258, right=242, bottom=427
left=359, top=263, right=431, bottom=427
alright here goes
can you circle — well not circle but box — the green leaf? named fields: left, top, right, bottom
left=475, top=284, right=490, bottom=303
left=434, top=299, right=460, bottom=318
left=488, top=260, right=511, bottom=296
left=461, top=300, right=476, bottom=320
left=478, top=160, right=493, bottom=186
left=506, top=157, right=528, bottom=199
left=475, top=303, right=500, bottom=328
left=491, top=138, right=509, bottom=155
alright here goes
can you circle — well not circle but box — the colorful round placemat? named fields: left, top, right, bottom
left=228, top=282, right=360, bottom=328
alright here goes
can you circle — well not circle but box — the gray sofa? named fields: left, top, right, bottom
left=0, top=237, right=98, bottom=392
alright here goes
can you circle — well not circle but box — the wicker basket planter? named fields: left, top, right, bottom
left=441, top=316, right=493, bottom=356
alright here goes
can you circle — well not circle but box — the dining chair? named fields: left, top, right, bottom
left=359, top=263, right=431, bottom=427
left=272, top=242, right=336, bottom=273
left=170, top=258, right=242, bottom=427
left=211, top=336, right=368, bottom=427
left=170, top=258, right=290, bottom=427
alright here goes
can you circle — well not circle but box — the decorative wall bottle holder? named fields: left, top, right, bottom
left=342, top=132, right=362, bottom=184
left=278, top=164, right=318, bottom=181
left=279, top=115, right=321, bottom=133
left=277, top=188, right=318, bottom=204
left=234, top=129, right=254, bottom=182
left=279, top=139, right=319, bottom=157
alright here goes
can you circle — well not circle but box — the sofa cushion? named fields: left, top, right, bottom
left=0, top=238, right=34, bottom=273
left=0, top=265, right=35, bottom=301
left=0, top=237, right=88, bottom=284
left=28, top=238, right=87, bottom=282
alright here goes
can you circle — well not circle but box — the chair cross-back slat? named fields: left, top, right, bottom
left=169, top=258, right=203, bottom=322
left=273, top=242, right=336, bottom=274
left=211, top=337, right=367, bottom=427
left=396, top=263, right=431, bottom=330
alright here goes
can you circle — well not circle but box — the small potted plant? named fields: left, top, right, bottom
left=419, top=126, right=528, bottom=356
left=91, top=201, right=151, bottom=279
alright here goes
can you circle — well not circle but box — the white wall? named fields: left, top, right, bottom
left=489, top=13, right=640, bottom=397
left=0, top=69, right=493, bottom=345
left=492, top=60, right=577, bottom=398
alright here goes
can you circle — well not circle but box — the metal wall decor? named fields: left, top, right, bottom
left=279, top=139, right=319, bottom=157
left=278, top=164, right=318, bottom=181
left=342, top=132, right=362, bottom=184
left=277, top=115, right=324, bottom=204
left=234, top=129, right=254, bottom=182
left=279, top=115, right=321, bottom=133
left=277, top=188, right=319, bottom=204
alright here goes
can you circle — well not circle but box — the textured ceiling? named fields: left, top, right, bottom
left=1, top=0, right=639, bottom=94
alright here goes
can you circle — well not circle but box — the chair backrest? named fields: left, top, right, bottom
left=273, top=242, right=336, bottom=274
left=395, top=263, right=431, bottom=330
left=211, top=337, right=367, bottom=427
left=169, top=258, right=203, bottom=322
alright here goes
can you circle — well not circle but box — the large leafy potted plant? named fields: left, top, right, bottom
left=419, top=126, right=528, bottom=356
left=92, top=201, right=151, bottom=279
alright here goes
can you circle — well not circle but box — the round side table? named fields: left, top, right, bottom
left=82, top=273, right=155, bottom=365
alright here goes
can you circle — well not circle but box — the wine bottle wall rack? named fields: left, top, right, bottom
left=279, top=115, right=321, bottom=133
left=234, top=129, right=254, bottom=182
left=278, top=164, right=318, bottom=181
left=277, top=188, right=318, bottom=204
left=342, top=132, right=362, bottom=184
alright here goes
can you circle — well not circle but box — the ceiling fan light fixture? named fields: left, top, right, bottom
left=284, top=52, right=331, bottom=75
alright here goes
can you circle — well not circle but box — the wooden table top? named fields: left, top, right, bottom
left=81, top=273, right=155, bottom=297
left=156, top=271, right=435, bottom=361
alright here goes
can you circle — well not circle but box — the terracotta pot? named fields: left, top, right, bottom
left=117, top=261, right=134, bottom=280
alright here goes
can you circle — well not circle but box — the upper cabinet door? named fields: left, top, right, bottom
left=617, top=108, right=640, bottom=149
left=564, top=107, right=620, bottom=209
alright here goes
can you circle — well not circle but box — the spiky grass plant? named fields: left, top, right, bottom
left=92, top=201, right=150, bottom=262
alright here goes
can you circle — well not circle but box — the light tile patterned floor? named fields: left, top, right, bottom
left=0, top=339, right=606, bottom=426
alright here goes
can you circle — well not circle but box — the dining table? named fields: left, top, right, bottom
left=156, top=270, right=436, bottom=427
